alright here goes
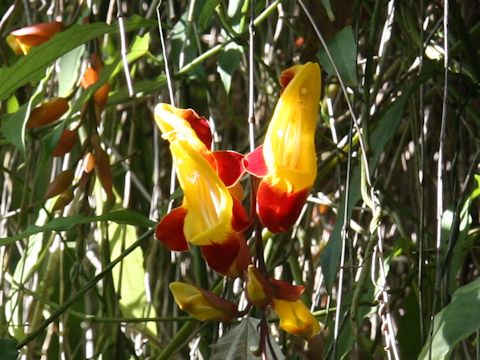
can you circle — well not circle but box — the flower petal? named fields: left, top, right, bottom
left=257, top=180, right=309, bottom=233
left=231, top=196, right=251, bottom=232
left=171, top=107, right=212, bottom=149
left=200, top=232, right=240, bottom=276
left=246, top=265, right=273, bottom=307
left=262, top=62, right=321, bottom=193
left=271, top=279, right=305, bottom=302
left=169, top=138, right=234, bottom=246
left=279, top=65, right=306, bottom=88
left=154, top=104, right=212, bottom=150
left=229, top=235, right=251, bottom=277
left=213, top=150, right=245, bottom=187
left=272, top=299, right=321, bottom=340
left=155, top=207, right=189, bottom=251
left=243, top=145, right=268, bottom=178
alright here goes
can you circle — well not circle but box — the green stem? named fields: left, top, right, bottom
left=177, top=0, right=280, bottom=76
left=350, top=234, right=377, bottom=341
left=157, top=321, right=200, bottom=360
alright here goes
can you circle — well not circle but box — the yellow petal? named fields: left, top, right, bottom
left=263, top=62, right=321, bottom=192
left=169, top=282, right=236, bottom=322
left=246, top=265, right=273, bottom=307
left=154, top=103, right=234, bottom=246
left=6, top=35, right=24, bottom=55
left=170, top=138, right=234, bottom=246
left=272, top=298, right=321, bottom=340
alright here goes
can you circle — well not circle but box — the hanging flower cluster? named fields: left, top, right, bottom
left=154, top=62, right=322, bottom=342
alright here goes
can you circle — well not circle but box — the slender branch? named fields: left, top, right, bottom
left=116, top=0, right=135, bottom=97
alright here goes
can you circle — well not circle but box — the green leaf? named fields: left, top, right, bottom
left=320, top=94, right=408, bottom=291
left=318, top=26, right=357, bottom=86
left=397, top=289, right=422, bottom=359
left=0, top=210, right=155, bottom=246
left=0, top=16, right=156, bottom=101
left=211, top=318, right=284, bottom=360
left=107, top=76, right=166, bottom=105
left=0, top=339, right=18, bottom=360
left=58, top=45, right=85, bottom=97
left=1, top=103, right=29, bottom=157
left=217, top=42, right=243, bottom=94
left=418, top=277, right=480, bottom=360
left=1, top=81, right=45, bottom=156
left=226, top=0, right=248, bottom=34
left=111, top=223, right=157, bottom=335
left=199, top=0, right=221, bottom=30
left=321, top=0, right=335, bottom=21
left=446, top=174, right=480, bottom=294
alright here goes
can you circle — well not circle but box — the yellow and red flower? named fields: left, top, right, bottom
left=7, top=22, right=62, bottom=55
left=245, top=265, right=321, bottom=340
left=244, top=62, right=321, bottom=233
left=154, top=104, right=251, bottom=277
left=272, top=298, right=321, bottom=340
left=169, top=282, right=239, bottom=322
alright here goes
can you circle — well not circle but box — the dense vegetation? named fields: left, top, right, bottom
left=0, top=0, right=479, bottom=359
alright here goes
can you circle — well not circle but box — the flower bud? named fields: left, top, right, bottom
left=245, top=265, right=273, bottom=308
left=169, top=282, right=238, bottom=322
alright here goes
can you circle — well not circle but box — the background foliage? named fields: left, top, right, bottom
left=0, top=0, right=479, bottom=359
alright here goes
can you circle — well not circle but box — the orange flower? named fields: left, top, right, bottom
left=154, top=104, right=250, bottom=277
left=244, top=62, right=321, bottom=233
left=7, top=22, right=62, bottom=55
